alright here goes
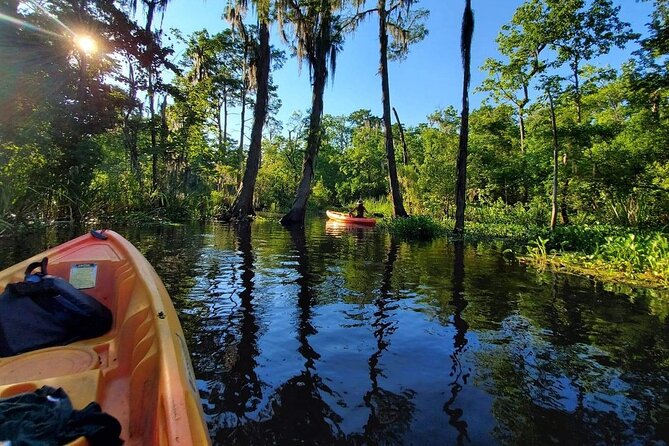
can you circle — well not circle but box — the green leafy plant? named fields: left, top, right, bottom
left=526, top=236, right=553, bottom=264
left=379, top=215, right=445, bottom=239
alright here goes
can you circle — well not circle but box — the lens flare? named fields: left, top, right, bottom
left=74, top=34, right=97, bottom=55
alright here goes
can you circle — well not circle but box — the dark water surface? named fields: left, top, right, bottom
left=1, top=220, right=668, bottom=445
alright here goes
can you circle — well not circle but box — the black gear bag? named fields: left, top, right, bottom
left=0, top=258, right=112, bottom=357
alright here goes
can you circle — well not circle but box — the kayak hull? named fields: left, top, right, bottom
left=326, top=210, right=377, bottom=226
left=0, top=230, right=210, bottom=446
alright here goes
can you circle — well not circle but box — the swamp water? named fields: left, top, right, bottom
left=0, top=220, right=667, bottom=445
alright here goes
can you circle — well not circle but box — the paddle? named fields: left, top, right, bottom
left=373, top=213, right=384, bottom=218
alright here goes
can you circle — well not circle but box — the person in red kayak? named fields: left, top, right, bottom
left=349, top=200, right=368, bottom=218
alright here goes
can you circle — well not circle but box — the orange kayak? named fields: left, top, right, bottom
left=326, top=210, right=377, bottom=226
left=0, top=230, right=210, bottom=445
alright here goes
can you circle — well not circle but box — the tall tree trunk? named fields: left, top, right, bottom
left=560, top=177, right=570, bottom=225
left=224, top=23, right=270, bottom=221
left=378, top=0, right=407, bottom=217
left=124, top=60, right=141, bottom=182
left=392, top=107, right=409, bottom=165
left=572, top=60, right=581, bottom=124
left=149, top=74, right=158, bottom=192
left=280, top=53, right=327, bottom=226
left=144, top=0, right=159, bottom=193
left=238, top=83, right=248, bottom=182
left=548, top=90, right=559, bottom=231
left=454, top=0, right=474, bottom=235
left=237, top=42, right=250, bottom=183
left=518, top=106, right=526, bottom=153
left=216, top=97, right=224, bottom=151
left=223, top=88, right=229, bottom=149
left=145, top=0, right=156, bottom=33
left=159, top=96, right=168, bottom=153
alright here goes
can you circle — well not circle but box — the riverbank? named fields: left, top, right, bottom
left=380, top=215, right=669, bottom=290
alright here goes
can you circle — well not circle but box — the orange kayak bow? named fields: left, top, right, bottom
left=0, top=230, right=210, bottom=446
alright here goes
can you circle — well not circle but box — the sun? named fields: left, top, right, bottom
left=74, top=34, right=97, bottom=55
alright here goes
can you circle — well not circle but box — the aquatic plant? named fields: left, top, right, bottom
left=525, top=236, right=553, bottom=265
left=379, top=215, right=445, bottom=239
left=594, top=233, right=669, bottom=278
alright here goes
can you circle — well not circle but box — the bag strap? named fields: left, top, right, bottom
left=24, top=257, right=48, bottom=279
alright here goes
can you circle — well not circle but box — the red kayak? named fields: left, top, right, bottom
left=326, top=210, right=377, bottom=226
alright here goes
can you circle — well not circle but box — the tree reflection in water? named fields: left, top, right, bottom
left=208, top=222, right=263, bottom=443
left=355, top=237, right=416, bottom=444
left=3, top=223, right=667, bottom=444
left=443, top=240, right=470, bottom=445
left=225, top=226, right=344, bottom=444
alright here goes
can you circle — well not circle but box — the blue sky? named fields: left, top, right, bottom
left=159, top=0, right=654, bottom=129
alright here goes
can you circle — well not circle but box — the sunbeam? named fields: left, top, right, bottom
left=25, top=0, right=76, bottom=37
left=0, top=12, right=62, bottom=38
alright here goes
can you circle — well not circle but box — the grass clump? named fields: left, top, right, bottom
left=379, top=215, right=445, bottom=239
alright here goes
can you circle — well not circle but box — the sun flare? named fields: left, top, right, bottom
left=74, top=34, right=97, bottom=55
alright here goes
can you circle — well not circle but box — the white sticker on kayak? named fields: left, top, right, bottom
left=70, top=263, right=97, bottom=289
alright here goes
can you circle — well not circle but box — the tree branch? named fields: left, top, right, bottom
left=341, top=8, right=378, bottom=30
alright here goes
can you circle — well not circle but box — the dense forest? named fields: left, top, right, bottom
left=0, top=0, right=667, bottom=236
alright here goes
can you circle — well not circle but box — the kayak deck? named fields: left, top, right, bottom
left=326, top=210, right=377, bottom=226
left=0, top=231, right=210, bottom=445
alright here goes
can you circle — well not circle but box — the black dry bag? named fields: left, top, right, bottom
left=0, top=258, right=112, bottom=357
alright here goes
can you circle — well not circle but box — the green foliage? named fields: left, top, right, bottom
left=379, top=215, right=445, bottom=239
left=309, top=180, right=333, bottom=211
left=342, top=196, right=393, bottom=218
left=336, top=124, right=387, bottom=203
left=546, top=224, right=622, bottom=252
left=1, top=0, right=667, bottom=265
left=255, top=137, right=301, bottom=210
left=0, top=143, right=51, bottom=222
left=594, top=233, right=669, bottom=277
left=522, top=229, right=669, bottom=285
left=525, top=236, right=552, bottom=264
left=407, top=125, right=457, bottom=215
left=466, top=199, right=549, bottom=227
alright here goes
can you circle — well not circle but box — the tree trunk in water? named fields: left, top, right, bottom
left=454, top=0, right=474, bottom=235
left=392, top=107, right=409, bottom=165
left=548, top=90, right=559, bottom=231
left=224, top=23, right=270, bottom=221
left=280, top=39, right=328, bottom=226
left=378, top=0, right=407, bottom=217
